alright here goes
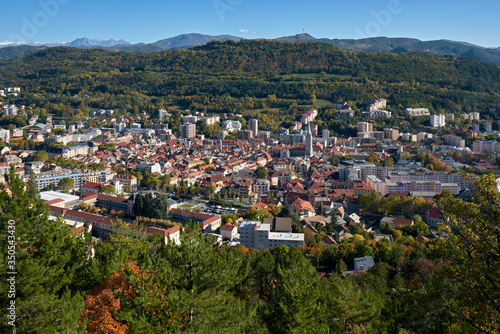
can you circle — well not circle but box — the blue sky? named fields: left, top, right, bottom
left=1, top=0, right=499, bottom=47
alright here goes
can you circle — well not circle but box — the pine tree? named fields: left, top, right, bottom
left=331, top=212, right=339, bottom=228
left=263, top=246, right=327, bottom=333
left=321, top=275, right=383, bottom=333
left=27, top=174, right=40, bottom=199
left=0, top=167, right=87, bottom=333
left=151, top=195, right=170, bottom=220
left=437, top=174, right=500, bottom=332
left=119, top=223, right=259, bottom=333
left=143, top=194, right=152, bottom=218
left=133, top=194, right=143, bottom=217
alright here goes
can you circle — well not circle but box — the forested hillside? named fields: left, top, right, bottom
left=0, top=40, right=499, bottom=123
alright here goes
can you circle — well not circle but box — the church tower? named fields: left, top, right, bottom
left=306, top=124, right=313, bottom=157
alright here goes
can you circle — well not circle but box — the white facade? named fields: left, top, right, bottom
left=357, top=122, right=373, bottom=133
left=202, top=116, right=220, bottom=125
left=301, top=108, right=318, bottom=124
left=401, top=133, right=418, bottom=142
left=430, top=115, right=446, bottom=128
left=383, top=181, right=460, bottom=196
left=239, top=220, right=304, bottom=250
left=405, top=108, right=430, bottom=116
left=3, top=105, right=18, bottom=116
left=222, top=120, right=242, bottom=131
left=367, top=99, right=387, bottom=111
left=444, top=135, right=465, bottom=147
left=158, top=108, right=168, bottom=120
left=114, top=122, right=125, bottom=133
left=220, top=223, right=238, bottom=241
left=180, top=123, right=196, bottom=138
left=135, top=163, right=161, bottom=174
left=253, top=179, right=270, bottom=196
left=183, top=115, right=198, bottom=124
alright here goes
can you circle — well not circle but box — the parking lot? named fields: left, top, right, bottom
left=202, top=205, right=238, bottom=216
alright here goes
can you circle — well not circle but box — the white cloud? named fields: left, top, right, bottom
left=238, top=29, right=249, bottom=34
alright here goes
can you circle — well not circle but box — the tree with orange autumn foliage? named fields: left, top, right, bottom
left=82, top=263, right=138, bottom=333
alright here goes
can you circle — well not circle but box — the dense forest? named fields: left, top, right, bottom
left=0, top=168, right=499, bottom=333
left=0, top=40, right=499, bottom=130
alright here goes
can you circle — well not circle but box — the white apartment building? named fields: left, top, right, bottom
left=301, top=108, right=318, bottom=124
left=180, top=123, right=196, bottom=138
left=357, top=122, right=373, bottom=133
left=405, top=108, right=430, bottom=116
left=401, top=133, right=418, bottom=142
left=182, top=115, right=198, bottom=124
left=114, top=173, right=138, bottom=192
left=202, top=116, right=220, bottom=125
left=135, top=163, right=161, bottom=174
left=158, top=108, right=168, bottom=120
left=383, top=181, right=460, bottom=196
left=366, top=98, right=387, bottom=111
left=222, top=120, right=242, bottom=131
left=444, top=135, right=465, bottom=147
left=3, top=105, right=18, bottom=116
left=473, top=140, right=500, bottom=153
left=239, top=220, right=304, bottom=250
left=417, top=132, right=433, bottom=142
left=252, top=179, right=270, bottom=196
left=33, top=170, right=110, bottom=191
left=220, top=223, right=238, bottom=241
left=430, top=114, right=446, bottom=128
left=461, top=112, right=480, bottom=121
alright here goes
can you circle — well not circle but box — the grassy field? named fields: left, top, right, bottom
left=311, top=99, right=332, bottom=108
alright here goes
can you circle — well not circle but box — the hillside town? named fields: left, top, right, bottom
left=2, top=92, right=499, bottom=267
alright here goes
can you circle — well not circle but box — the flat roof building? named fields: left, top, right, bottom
left=239, top=220, right=304, bottom=250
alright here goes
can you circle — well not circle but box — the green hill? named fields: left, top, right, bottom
left=0, top=40, right=498, bottom=120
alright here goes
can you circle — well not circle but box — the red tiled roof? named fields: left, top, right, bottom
left=291, top=198, right=315, bottom=211
left=44, top=198, right=64, bottom=205
left=82, top=193, right=99, bottom=201
left=220, top=223, right=236, bottom=231
left=97, top=194, right=128, bottom=203
left=393, top=217, right=414, bottom=228
left=81, top=182, right=101, bottom=190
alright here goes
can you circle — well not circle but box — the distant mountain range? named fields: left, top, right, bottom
left=1, top=33, right=500, bottom=66
left=0, top=37, right=130, bottom=48
left=66, top=38, right=130, bottom=48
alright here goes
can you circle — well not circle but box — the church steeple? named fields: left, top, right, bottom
left=306, top=123, right=313, bottom=157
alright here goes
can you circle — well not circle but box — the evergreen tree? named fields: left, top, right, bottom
left=118, top=223, right=259, bottom=333
left=133, top=194, right=144, bottom=217
left=143, top=194, right=152, bottom=218
left=331, top=212, right=339, bottom=228
left=264, top=246, right=327, bottom=333
left=321, top=275, right=383, bottom=333
left=151, top=195, right=170, bottom=220
left=0, top=167, right=87, bottom=333
left=437, top=174, right=500, bottom=332
left=27, top=174, right=40, bottom=199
